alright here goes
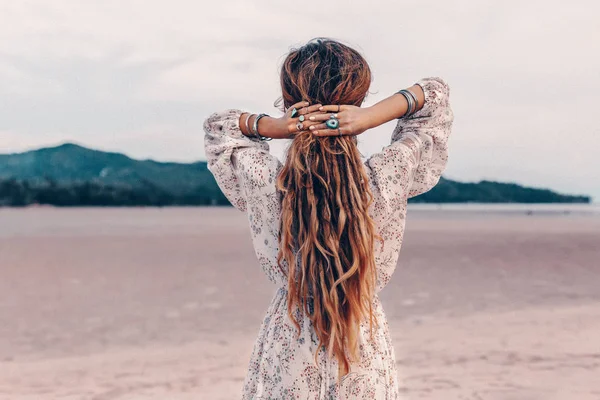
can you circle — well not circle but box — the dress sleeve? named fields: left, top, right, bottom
left=392, top=76, right=454, bottom=198
left=204, top=109, right=286, bottom=286
left=203, top=109, right=282, bottom=212
left=364, top=77, right=453, bottom=209
left=363, top=77, right=453, bottom=293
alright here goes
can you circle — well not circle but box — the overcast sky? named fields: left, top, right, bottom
left=0, top=1, right=598, bottom=200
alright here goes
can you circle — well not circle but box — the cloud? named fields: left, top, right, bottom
left=0, top=0, right=598, bottom=199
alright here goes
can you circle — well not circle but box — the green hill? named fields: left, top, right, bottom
left=0, top=143, right=591, bottom=206
left=0, top=143, right=227, bottom=206
left=0, top=143, right=216, bottom=195
left=411, top=177, right=590, bottom=204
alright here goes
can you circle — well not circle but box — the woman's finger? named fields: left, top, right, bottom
left=308, top=123, right=329, bottom=132
left=287, top=119, right=327, bottom=134
left=297, top=104, right=322, bottom=115
left=288, top=102, right=326, bottom=116
left=290, top=120, right=350, bottom=137
left=318, top=105, right=344, bottom=113
left=288, top=101, right=310, bottom=113
left=306, top=112, right=339, bottom=122
left=312, top=126, right=351, bottom=137
left=284, top=125, right=322, bottom=138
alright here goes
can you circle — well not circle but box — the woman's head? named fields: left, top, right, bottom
left=276, top=38, right=381, bottom=379
left=280, top=37, right=372, bottom=110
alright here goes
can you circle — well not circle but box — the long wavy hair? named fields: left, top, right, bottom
left=276, top=38, right=382, bottom=377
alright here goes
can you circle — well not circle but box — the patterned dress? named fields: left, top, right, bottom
left=204, top=77, right=454, bottom=399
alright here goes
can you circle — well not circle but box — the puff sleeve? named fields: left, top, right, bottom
left=203, top=109, right=282, bottom=212
left=364, top=77, right=454, bottom=212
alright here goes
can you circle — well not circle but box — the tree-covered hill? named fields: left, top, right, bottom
left=0, top=143, right=591, bottom=206
left=411, top=177, right=590, bottom=204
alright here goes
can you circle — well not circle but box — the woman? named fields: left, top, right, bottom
left=204, top=38, right=453, bottom=399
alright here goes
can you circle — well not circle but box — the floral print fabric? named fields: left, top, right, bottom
left=204, top=77, right=453, bottom=399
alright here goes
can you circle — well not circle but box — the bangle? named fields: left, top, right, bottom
left=248, top=114, right=260, bottom=138
left=414, top=82, right=424, bottom=106
left=404, top=90, right=416, bottom=116
left=398, top=90, right=413, bottom=118
left=243, top=113, right=253, bottom=137
left=414, top=82, right=424, bottom=109
left=253, top=113, right=272, bottom=141
left=396, top=90, right=414, bottom=119
left=406, top=89, right=419, bottom=112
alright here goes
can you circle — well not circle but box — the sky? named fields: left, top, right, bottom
left=0, top=0, right=598, bottom=200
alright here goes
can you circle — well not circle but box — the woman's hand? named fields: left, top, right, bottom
left=307, top=105, right=374, bottom=137
left=259, top=101, right=327, bottom=139
left=307, top=83, right=426, bottom=137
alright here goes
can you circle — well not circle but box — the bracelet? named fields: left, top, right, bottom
left=243, top=113, right=253, bottom=137
left=248, top=114, right=260, bottom=138
left=406, top=89, right=419, bottom=113
left=404, top=89, right=416, bottom=116
left=414, top=82, right=424, bottom=108
left=398, top=90, right=413, bottom=118
left=404, top=90, right=416, bottom=116
left=253, top=113, right=272, bottom=141
left=396, top=90, right=414, bottom=119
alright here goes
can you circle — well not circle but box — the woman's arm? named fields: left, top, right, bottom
left=364, top=76, right=454, bottom=199
left=363, top=84, right=425, bottom=129
left=392, top=77, right=453, bottom=198
left=238, top=101, right=325, bottom=139
left=236, top=82, right=424, bottom=139
left=307, top=84, right=424, bottom=137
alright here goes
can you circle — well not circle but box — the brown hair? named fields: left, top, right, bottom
left=276, top=38, right=381, bottom=377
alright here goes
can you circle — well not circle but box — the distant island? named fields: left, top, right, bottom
left=0, top=143, right=591, bottom=207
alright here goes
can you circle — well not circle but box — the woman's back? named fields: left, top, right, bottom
left=203, top=74, right=452, bottom=399
left=204, top=35, right=452, bottom=400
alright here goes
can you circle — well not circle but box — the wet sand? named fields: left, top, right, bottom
left=0, top=207, right=599, bottom=399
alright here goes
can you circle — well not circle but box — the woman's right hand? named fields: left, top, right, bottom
left=308, top=105, right=374, bottom=137
left=308, top=83, right=426, bottom=137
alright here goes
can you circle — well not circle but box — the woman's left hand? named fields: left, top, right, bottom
left=261, top=101, right=325, bottom=139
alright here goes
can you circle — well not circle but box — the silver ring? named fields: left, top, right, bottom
left=338, top=128, right=342, bottom=136
left=330, top=114, right=336, bottom=119
left=296, top=122, right=303, bottom=131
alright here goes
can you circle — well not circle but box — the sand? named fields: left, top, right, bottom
left=0, top=207, right=599, bottom=399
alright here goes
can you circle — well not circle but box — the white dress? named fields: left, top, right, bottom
left=204, top=77, right=454, bottom=399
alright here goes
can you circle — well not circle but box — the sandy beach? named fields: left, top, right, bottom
left=1, top=207, right=599, bottom=399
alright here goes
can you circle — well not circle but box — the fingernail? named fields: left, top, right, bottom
left=305, top=101, right=309, bottom=105
left=309, top=116, right=315, bottom=121
left=309, top=125, right=315, bottom=130
left=319, top=107, right=323, bottom=110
